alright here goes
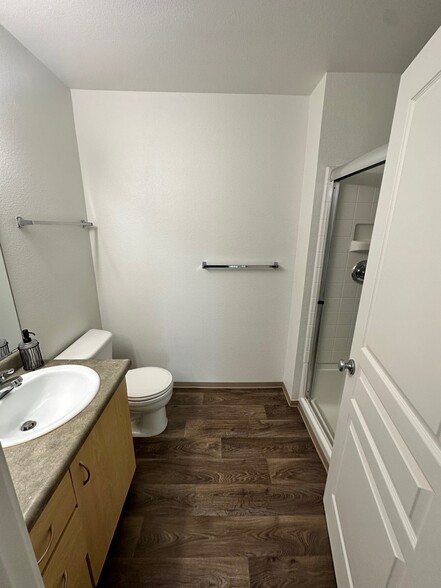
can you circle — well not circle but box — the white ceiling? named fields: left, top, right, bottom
left=1, top=0, right=440, bottom=95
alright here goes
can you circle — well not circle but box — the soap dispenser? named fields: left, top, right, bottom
left=18, top=329, right=44, bottom=371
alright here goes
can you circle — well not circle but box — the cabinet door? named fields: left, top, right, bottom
left=30, top=471, right=76, bottom=572
left=70, top=381, right=135, bottom=584
left=41, top=509, right=92, bottom=588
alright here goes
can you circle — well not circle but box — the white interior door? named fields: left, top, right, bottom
left=324, top=27, right=441, bottom=588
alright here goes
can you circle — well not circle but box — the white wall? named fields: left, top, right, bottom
left=72, top=91, right=308, bottom=381
left=284, top=72, right=400, bottom=399
left=0, top=26, right=101, bottom=358
left=284, top=76, right=326, bottom=395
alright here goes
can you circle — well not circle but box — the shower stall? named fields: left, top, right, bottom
left=304, top=146, right=386, bottom=449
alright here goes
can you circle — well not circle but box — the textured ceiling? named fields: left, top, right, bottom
left=1, top=0, right=440, bottom=94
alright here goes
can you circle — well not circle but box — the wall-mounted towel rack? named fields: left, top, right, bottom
left=202, top=261, right=279, bottom=270
left=16, top=216, right=94, bottom=229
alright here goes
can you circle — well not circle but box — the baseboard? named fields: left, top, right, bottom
left=174, top=381, right=287, bottom=389
left=298, top=398, right=331, bottom=471
left=281, top=382, right=299, bottom=407
left=173, top=381, right=298, bottom=406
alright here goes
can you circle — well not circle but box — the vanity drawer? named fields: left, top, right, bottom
left=30, top=471, right=76, bottom=571
left=41, top=508, right=92, bottom=588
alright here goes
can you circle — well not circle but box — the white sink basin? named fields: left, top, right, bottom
left=0, top=365, right=100, bottom=448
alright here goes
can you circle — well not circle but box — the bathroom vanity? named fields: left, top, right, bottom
left=3, top=359, right=135, bottom=587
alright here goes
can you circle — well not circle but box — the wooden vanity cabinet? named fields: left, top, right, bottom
left=29, top=379, right=135, bottom=587
left=70, top=380, right=136, bottom=584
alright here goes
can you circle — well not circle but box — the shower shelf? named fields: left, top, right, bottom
left=349, top=223, right=373, bottom=252
left=349, top=240, right=370, bottom=252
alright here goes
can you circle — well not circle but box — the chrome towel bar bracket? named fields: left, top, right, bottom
left=16, top=216, right=94, bottom=229
left=202, top=261, right=279, bottom=270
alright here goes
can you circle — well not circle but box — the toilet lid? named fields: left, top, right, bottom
left=126, top=367, right=173, bottom=400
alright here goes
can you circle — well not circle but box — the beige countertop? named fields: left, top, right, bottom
left=3, top=358, right=130, bottom=530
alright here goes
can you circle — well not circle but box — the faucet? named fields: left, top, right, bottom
left=0, top=368, right=15, bottom=384
left=0, top=368, right=23, bottom=401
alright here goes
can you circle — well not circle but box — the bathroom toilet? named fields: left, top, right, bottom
left=125, top=366, right=173, bottom=436
left=55, top=329, right=173, bottom=437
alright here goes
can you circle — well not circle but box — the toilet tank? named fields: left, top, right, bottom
left=55, top=329, right=113, bottom=360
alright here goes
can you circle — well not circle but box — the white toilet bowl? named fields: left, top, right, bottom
left=125, top=367, right=173, bottom=437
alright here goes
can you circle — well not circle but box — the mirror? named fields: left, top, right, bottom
left=0, top=245, right=21, bottom=357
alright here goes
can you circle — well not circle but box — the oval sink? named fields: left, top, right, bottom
left=0, top=365, right=100, bottom=448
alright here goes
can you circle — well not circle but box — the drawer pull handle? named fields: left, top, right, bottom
left=79, top=461, right=91, bottom=485
left=37, top=524, right=54, bottom=564
left=62, top=570, right=68, bottom=587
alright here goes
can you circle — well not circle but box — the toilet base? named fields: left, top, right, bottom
left=130, top=406, right=168, bottom=437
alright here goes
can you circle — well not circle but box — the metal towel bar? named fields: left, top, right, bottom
left=16, top=216, right=94, bottom=229
left=202, top=261, right=279, bottom=270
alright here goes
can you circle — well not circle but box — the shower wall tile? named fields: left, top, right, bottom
left=354, top=202, right=372, bottom=220
left=348, top=251, right=366, bottom=263
left=339, top=202, right=356, bottom=219
left=328, top=268, right=345, bottom=283
left=326, top=298, right=341, bottom=312
left=341, top=185, right=358, bottom=203
left=325, top=312, right=338, bottom=325
left=321, top=322, right=337, bottom=339
left=357, top=184, right=377, bottom=202
left=330, top=253, right=348, bottom=269
left=335, top=323, right=353, bottom=339
left=338, top=312, right=353, bottom=325
left=344, top=267, right=355, bottom=283
left=332, top=236, right=351, bottom=253
left=318, top=337, right=334, bottom=354
left=334, top=218, right=353, bottom=236
left=342, top=282, right=359, bottom=298
left=327, top=282, right=344, bottom=298
left=339, top=297, right=356, bottom=313
left=320, top=352, right=333, bottom=364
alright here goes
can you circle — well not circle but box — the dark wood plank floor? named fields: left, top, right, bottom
left=98, top=388, right=336, bottom=587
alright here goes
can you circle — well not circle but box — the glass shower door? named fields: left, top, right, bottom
left=308, top=164, right=384, bottom=438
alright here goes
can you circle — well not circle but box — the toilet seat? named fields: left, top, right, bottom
left=126, top=367, right=173, bottom=403
left=128, top=384, right=173, bottom=404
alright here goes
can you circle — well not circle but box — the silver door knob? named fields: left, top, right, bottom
left=338, top=358, right=356, bottom=375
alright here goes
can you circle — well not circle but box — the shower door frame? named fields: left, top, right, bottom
left=304, top=179, right=340, bottom=443
left=304, top=148, right=387, bottom=446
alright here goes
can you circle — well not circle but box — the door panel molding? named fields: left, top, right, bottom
left=361, top=348, right=441, bottom=468
left=354, top=375, right=432, bottom=531
left=330, top=422, right=404, bottom=587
